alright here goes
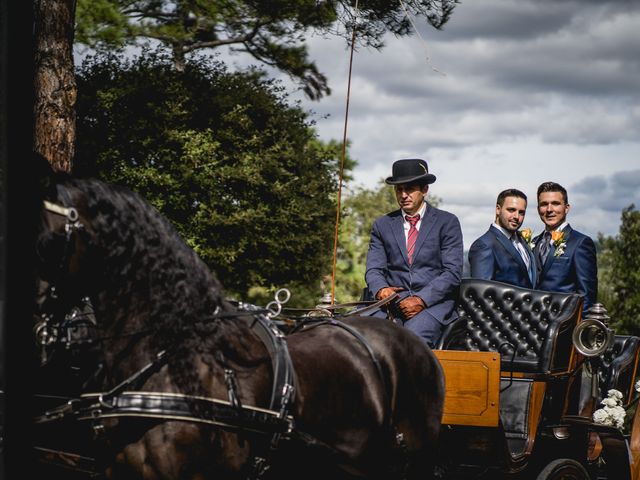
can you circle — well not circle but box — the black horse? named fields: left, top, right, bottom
left=33, top=167, right=444, bottom=480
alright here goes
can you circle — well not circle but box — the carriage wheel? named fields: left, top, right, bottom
left=535, top=458, right=590, bottom=480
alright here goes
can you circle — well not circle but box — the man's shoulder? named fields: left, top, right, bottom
left=377, top=209, right=402, bottom=221
left=428, top=204, right=460, bottom=223
left=565, top=225, right=594, bottom=244
left=470, top=228, right=500, bottom=251
left=372, top=209, right=401, bottom=227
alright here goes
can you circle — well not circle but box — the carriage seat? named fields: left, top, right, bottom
left=437, top=278, right=583, bottom=374
left=598, top=335, right=640, bottom=404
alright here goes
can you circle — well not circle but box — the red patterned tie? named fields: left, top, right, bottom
left=405, top=214, right=420, bottom=264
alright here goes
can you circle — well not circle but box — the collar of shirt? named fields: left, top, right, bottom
left=545, top=221, right=568, bottom=233
left=491, top=223, right=516, bottom=240
left=401, top=202, right=427, bottom=239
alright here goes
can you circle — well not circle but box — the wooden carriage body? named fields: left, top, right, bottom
left=434, top=278, right=640, bottom=480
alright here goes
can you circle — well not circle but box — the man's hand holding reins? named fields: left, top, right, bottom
left=398, top=296, right=426, bottom=319
left=376, top=286, right=404, bottom=300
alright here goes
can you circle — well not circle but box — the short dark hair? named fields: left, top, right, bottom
left=496, top=188, right=527, bottom=207
left=537, top=182, right=568, bottom=204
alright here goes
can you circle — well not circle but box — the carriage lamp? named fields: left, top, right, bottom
left=572, top=304, right=616, bottom=411
left=572, top=303, right=614, bottom=358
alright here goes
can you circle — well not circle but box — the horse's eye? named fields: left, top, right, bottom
left=35, top=231, right=68, bottom=270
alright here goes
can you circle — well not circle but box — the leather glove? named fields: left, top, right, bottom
left=398, top=296, right=426, bottom=319
left=376, top=286, right=403, bottom=300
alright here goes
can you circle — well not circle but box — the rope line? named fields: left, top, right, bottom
left=330, top=0, right=359, bottom=305
left=398, top=0, right=446, bottom=76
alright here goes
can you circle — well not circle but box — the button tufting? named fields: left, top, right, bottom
left=452, top=279, right=583, bottom=374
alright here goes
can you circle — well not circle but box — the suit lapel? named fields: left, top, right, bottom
left=527, top=245, right=537, bottom=286
left=491, top=227, right=528, bottom=271
left=411, top=204, right=437, bottom=262
left=391, top=211, right=409, bottom=265
left=540, top=225, right=572, bottom=276
left=541, top=243, right=556, bottom=276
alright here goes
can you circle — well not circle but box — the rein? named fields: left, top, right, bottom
left=35, top=289, right=299, bottom=480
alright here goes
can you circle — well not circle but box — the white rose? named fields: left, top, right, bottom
left=608, top=389, right=624, bottom=401
left=593, top=408, right=610, bottom=425
left=601, top=397, right=619, bottom=408
left=635, top=380, right=640, bottom=393
left=611, top=405, right=626, bottom=419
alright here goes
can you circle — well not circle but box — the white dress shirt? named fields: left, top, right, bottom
left=401, top=201, right=427, bottom=241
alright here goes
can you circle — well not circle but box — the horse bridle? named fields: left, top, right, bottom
left=35, top=191, right=95, bottom=365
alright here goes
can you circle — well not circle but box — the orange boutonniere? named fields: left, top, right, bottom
left=551, top=230, right=567, bottom=256
left=520, top=228, right=535, bottom=249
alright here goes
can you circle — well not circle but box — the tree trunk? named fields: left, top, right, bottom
left=33, top=0, right=77, bottom=173
left=172, top=43, right=186, bottom=72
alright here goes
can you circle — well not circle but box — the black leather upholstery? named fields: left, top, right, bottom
left=438, top=278, right=583, bottom=373
left=598, top=335, right=640, bottom=403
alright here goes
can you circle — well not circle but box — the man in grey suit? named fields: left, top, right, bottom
left=365, top=158, right=463, bottom=347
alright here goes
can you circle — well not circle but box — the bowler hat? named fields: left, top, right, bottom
left=385, top=158, right=436, bottom=185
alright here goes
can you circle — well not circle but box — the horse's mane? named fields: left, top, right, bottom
left=58, top=177, right=249, bottom=363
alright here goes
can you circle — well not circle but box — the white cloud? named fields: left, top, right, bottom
left=77, top=2, right=640, bottom=253
left=278, top=1, right=640, bottom=251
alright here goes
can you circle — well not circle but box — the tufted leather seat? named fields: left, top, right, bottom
left=437, top=278, right=583, bottom=373
left=597, top=335, right=640, bottom=403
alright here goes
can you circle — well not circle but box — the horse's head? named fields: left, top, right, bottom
left=36, top=170, right=98, bottom=301
left=34, top=176, right=100, bottom=367
left=33, top=158, right=233, bottom=379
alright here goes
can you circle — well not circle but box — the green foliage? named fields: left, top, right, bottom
left=332, top=181, right=441, bottom=302
left=74, top=50, right=353, bottom=305
left=74, top=0, right=459, bottom=99
left=597, top=205, right=640, bottom=335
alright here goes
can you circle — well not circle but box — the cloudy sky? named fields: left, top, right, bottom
left=242, top=0, right=640, bottom=251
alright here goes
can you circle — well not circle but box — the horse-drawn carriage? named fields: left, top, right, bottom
left=26, top=169, right=640, bottom=479
left=432, top=278, right=640, bottom=479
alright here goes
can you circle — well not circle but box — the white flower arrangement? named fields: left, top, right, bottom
left=593, top=389, right=627, bottom=430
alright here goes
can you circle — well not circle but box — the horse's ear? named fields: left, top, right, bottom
left=35, top=151, right=54, bottom=189
left=34, top=151, right=65, bottom=200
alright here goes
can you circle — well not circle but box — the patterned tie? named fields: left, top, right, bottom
left=538, top=231, right=551, bottom=265
left=405, top=214, right=420, bottom=264
left=512, top=234, right=530, bottom=270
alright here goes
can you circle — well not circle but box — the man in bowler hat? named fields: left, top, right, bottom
left=365, top=158, right=463, bottom=347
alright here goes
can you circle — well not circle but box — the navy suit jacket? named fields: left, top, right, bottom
left=533, top=224, right=597, bottom=313
left=468, top=226, right=537, bottom=289
left=365, top=203, right=463, bottom=326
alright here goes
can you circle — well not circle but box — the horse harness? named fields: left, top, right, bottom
left=36, top=196, right=406, bottom=479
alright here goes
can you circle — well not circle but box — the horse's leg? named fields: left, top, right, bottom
left=105, top=422, right=255, bottom=480
left=333, top=317, right=445, bottom=480
left=381, top=326, right=445, bottom=480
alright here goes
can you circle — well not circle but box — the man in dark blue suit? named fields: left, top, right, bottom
left=468, top=189, right=537, bottom=288
left=365, top=158, right=463, bottom=347
left=533, top=182, right=597, bottom=313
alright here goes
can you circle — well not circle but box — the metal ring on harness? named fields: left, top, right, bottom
left=266, top=288, right=291, bottom=318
